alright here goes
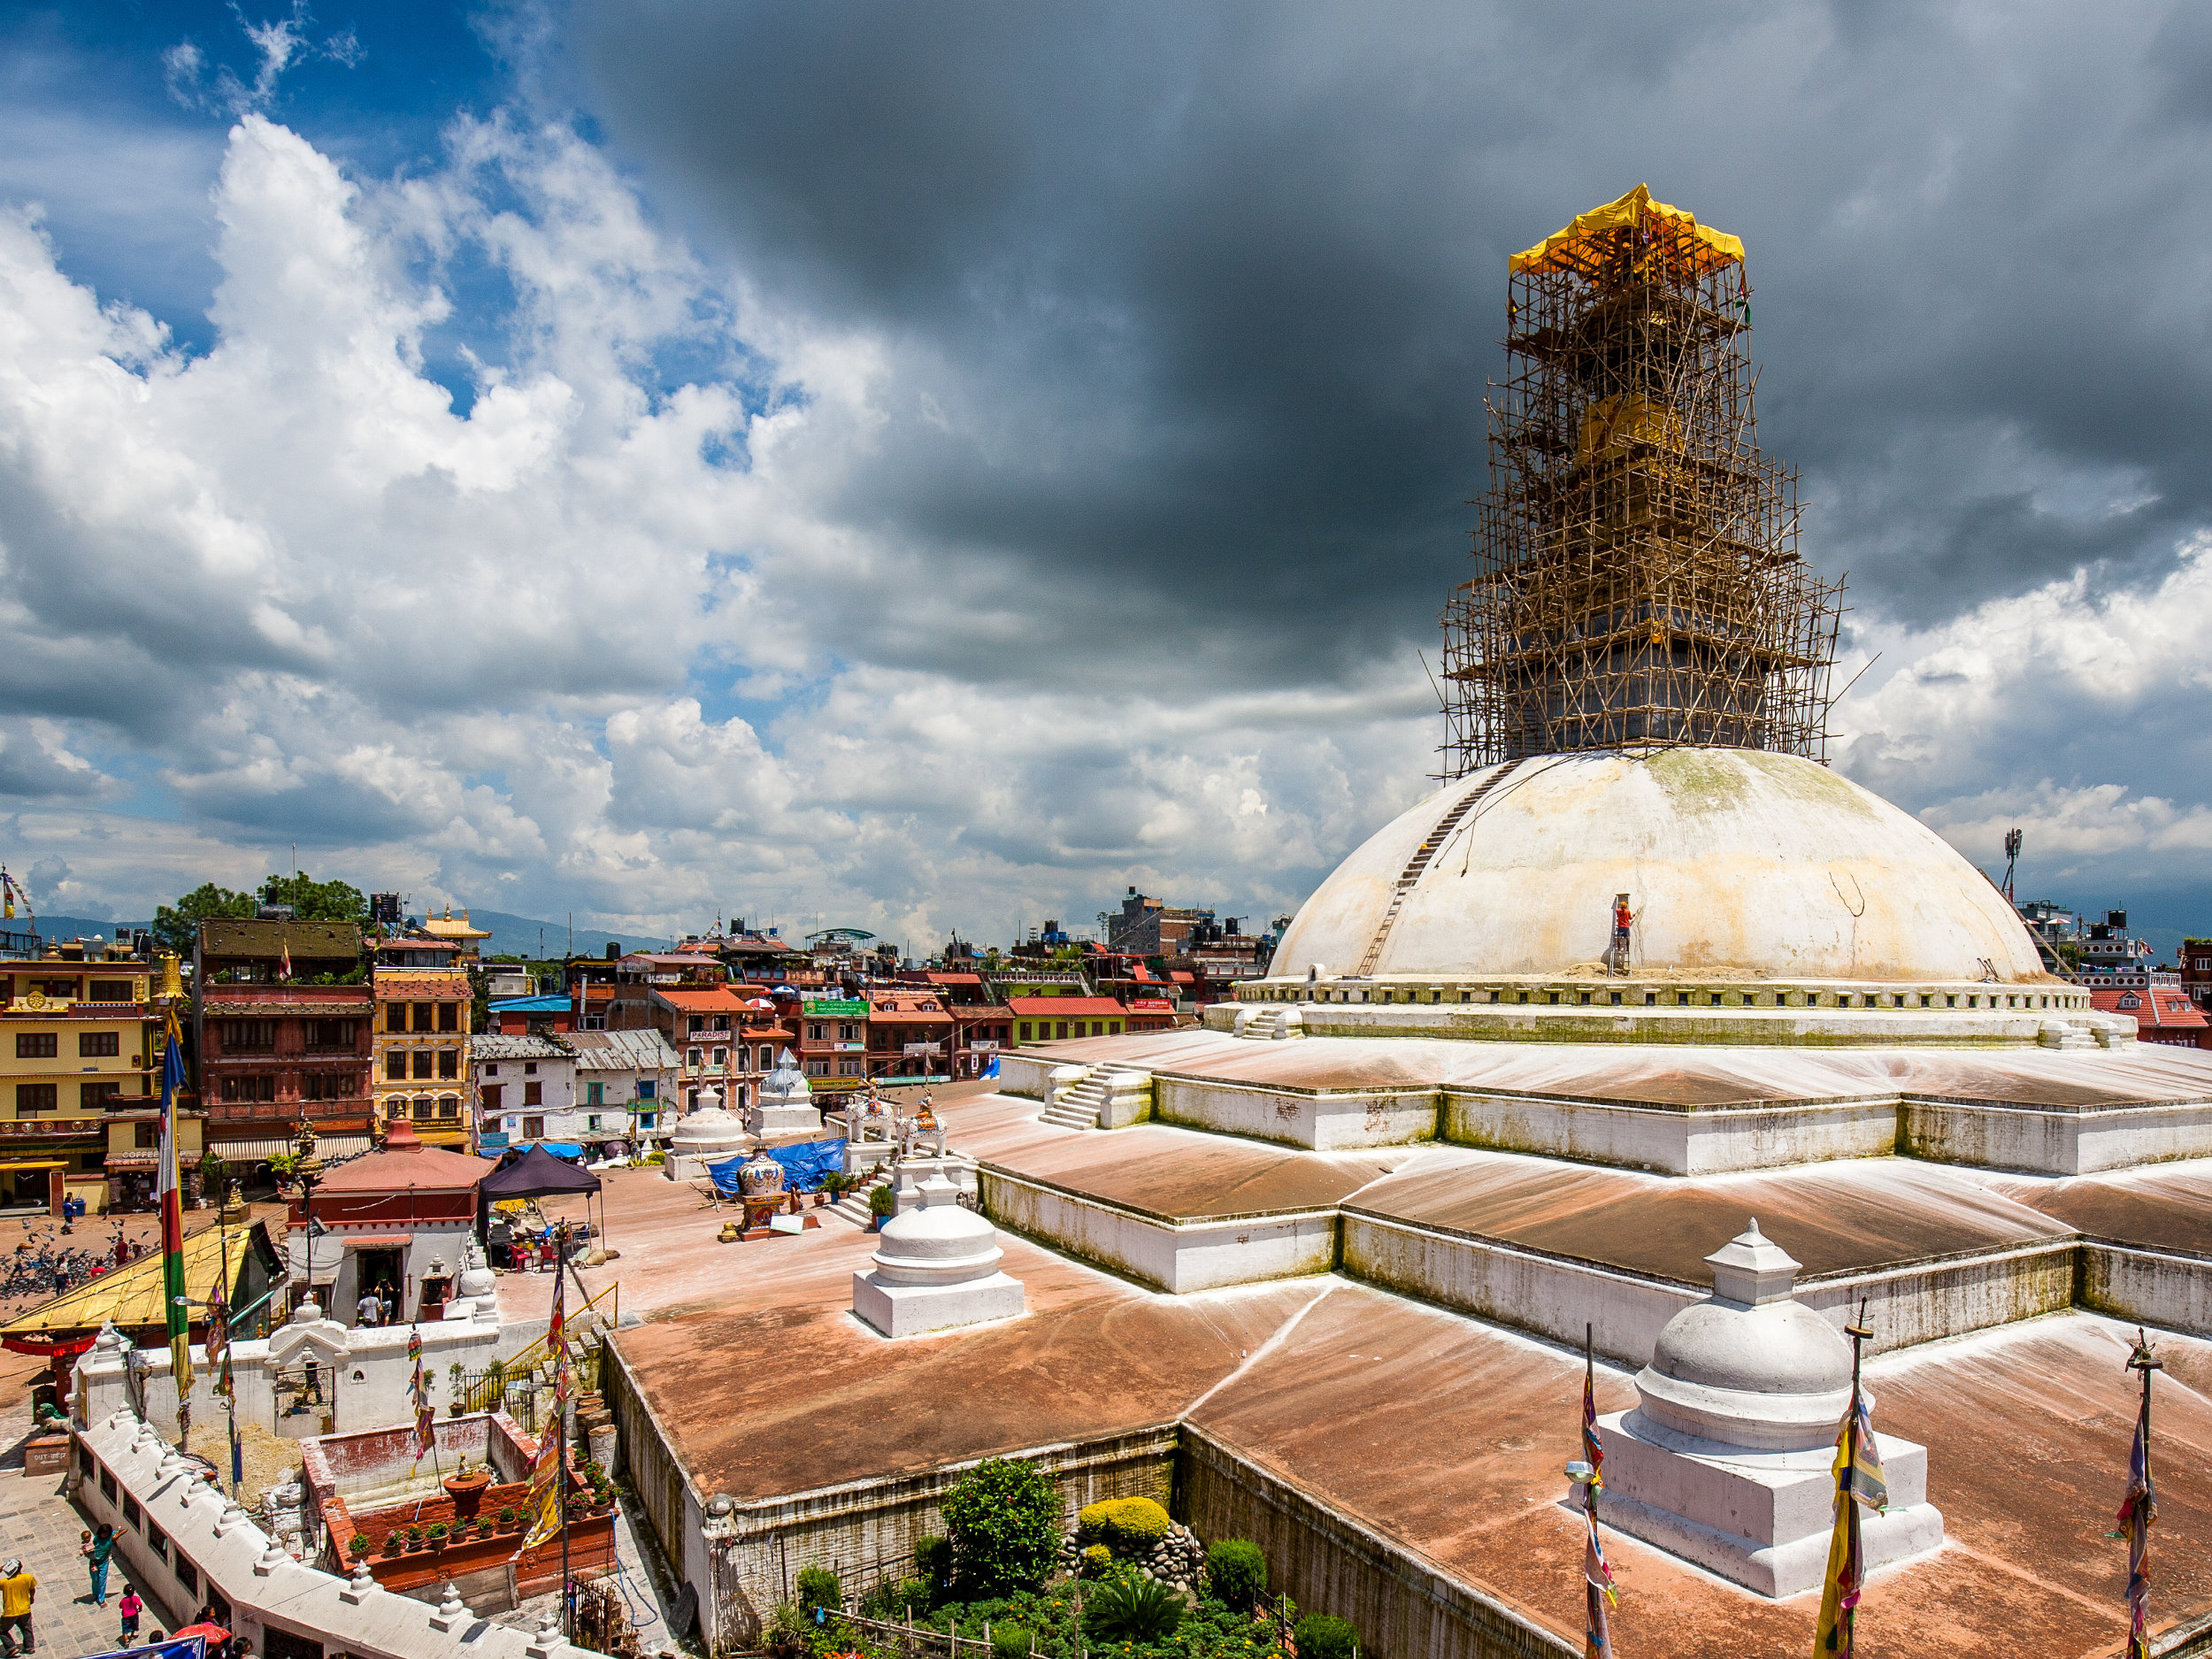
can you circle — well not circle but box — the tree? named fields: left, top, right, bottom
left=938, top=1457, right=1062, bottom=1599
left=257, top=872, right=368, bottom=925
left=151, top=884, right=256, bottom=957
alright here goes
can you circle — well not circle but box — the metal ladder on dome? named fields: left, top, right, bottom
left=1352, top=757, right=1526, bottom=978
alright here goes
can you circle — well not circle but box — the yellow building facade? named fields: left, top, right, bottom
left=0, top=947, right=159, bottom=1207
left=370, top=966, right=473, bottom=1148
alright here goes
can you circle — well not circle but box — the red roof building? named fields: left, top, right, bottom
left=610, top=985, right=788, bottom=1111
left=867, top=991, right=954, bottom=1082
left=2089, top=986, right=2212, bottom=1048
left=1008, top=996, right=1132, bottom=1046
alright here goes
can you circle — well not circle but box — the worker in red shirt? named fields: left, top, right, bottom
left=1610, top=894, right=1635, bottom=974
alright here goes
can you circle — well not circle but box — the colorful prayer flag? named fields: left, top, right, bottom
left=205, top=1269, right=232, bottom=1397
left=410, top=1327, right=435, bottom=1460
left=1813, top=1407, right=1866, bottom=1657
left=157, top=1010, right=191, bottom=1401
left=520, top=1256, right=570, bottom=1553
left=1583, top=1506, right=1616, bottom=1658
left=1581, top=1356, right=1604, bottom=1494
left=2113, top=1390, right=2155, bottom=1659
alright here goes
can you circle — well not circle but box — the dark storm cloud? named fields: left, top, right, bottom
left=579, top=0, right=2212, bottom=686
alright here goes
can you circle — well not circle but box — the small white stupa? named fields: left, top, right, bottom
left=664, top=1084, right=751, bottom=1181
left=852, top=1173, right=1025, bottom=1338
left=1589, top=1219, right=1944, bottom=1598
left=748, top=1047, right=823, bottom=1137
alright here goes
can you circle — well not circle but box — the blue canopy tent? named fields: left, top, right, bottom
left=708, top=1138, right=848, bottom=1196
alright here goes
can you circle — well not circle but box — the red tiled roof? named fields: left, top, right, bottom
left=2090, top=987, right=2208, bottom=1032
left=926, top=972, right=983, bottom=985
left=1008, top=997, right=1129, bottom=1018
left=651, top=987, right=752, bottom=1012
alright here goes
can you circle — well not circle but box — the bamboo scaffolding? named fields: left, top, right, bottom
left=1439, top=198, right=1841, bottom=780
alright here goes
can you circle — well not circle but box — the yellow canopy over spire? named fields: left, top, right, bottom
left=1509, top=183, right=1743, bottom=279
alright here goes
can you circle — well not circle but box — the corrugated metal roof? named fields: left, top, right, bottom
left=472, top=1034, right=572, bottom=1061
left=197, top=919, right=362, bottom=961
left=565, top=1029, right=680, bottom=1068
left=1, top=1218, right=265, bottom=1340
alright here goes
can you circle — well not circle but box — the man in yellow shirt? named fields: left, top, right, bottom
left=0, top=1556, right=35, bottom=1655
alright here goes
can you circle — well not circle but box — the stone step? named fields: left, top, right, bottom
left=1040, top=1104, right=1101, bottom=1130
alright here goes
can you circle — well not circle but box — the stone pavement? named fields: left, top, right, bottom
left=0, top=1432, right=150, bottom=1659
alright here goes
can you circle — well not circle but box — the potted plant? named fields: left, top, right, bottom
left=349, top=1533, right=370, bottom=1558
left=426, top=1522, right=450, bottom=1551
left=497, top=1506, right=519, bottom=1534
left=443, top=1455, right=494, bottom=1521
left=380, top=1532, right=403, bottom=1557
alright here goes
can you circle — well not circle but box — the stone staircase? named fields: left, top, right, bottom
left=1236, top=1006, right=1305, bottom=1041
left=1041, top=1069, right=1111, bottom=1130
left=2039, top=1019, right=2103, bottom=1051
left=832, top=1166, right=894, bottom=1225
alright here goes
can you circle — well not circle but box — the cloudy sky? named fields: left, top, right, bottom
left=4, top=1, right=2211, bottom=951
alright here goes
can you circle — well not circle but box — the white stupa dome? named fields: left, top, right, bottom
left=1632, top=1219, right=1855, bottom=1453
left=1270, top=749, right=2051, bottom=987
left=868, top=1175, right=1002, bottom=1287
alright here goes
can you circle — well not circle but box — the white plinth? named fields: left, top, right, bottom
left=851, top=1270, right=1025, bottom=1338
left=664, top=1150, right=745, bottom=1183
left=1590, top=1409, right=1945, bottom=1598
left=894, top=1156, right=976, bottom=1214
left=747, top=1103, right=825, bottom=1136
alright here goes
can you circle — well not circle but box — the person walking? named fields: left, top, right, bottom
left=357, top=1285, right=383, bottom=1326
left=82, top=1525, right=115, bottom=1606
left=116, top=1588, right=142, bottom=1647
left=0, top=1556, right=35, bottom=1655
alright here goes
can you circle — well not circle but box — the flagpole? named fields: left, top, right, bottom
left=2123, top=1328, right=2162, bottom=1659
left=558, top=1219, right=572, bottom=1641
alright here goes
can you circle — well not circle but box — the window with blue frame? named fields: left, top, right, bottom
left=636, top=1079, right=655, bottom=1099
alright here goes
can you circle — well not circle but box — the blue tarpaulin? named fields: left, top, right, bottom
left=539, top=1141, right=584, bottom=1158
left=708, top=1137, right=848, bottom=1194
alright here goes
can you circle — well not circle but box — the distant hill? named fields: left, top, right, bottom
left=9, top=913, right=150, bottom=944
left=9, top=910, right=667, bottom=961
left=459, top=910, right=672, bottom=960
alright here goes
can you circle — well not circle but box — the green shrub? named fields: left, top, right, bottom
left=869, top=1183, right=896, bottom=1218
left=916, top=1534, right=953, bottom=1596
left=1078, top=1496, right=1171, bottom=1554
left=795, top=1564, right=841, bottom=1614
left=1293, top=1614, right=1357, bottom=1659
left=1205, top=1539, right=1267, bottom=1610
left=1083, top=1575, right=1184, bottom=1643
left=348, top=1533, right=370, bottom=1555
left=1081, top=1543, right=1112, bottom=1578
left=858, top=1576, right=930, bottom=1620
left=940, top=1458, right=1063, bottom=1598
left=990, top=1623, right=1033, bottom=1659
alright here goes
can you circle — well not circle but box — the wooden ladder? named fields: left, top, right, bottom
left=1352, top=758, right=1525, bottom=977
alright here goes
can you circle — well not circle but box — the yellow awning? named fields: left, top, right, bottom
left=0, top=1161, right=68, bottom=1171
left=1510, top=184, right=1743, bottom=278
left=0, top=1217, right=259, bottom=1340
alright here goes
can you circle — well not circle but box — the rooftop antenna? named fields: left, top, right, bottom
left=2002, top=826, right=2023, bottom=905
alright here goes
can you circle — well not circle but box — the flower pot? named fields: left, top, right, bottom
left=443, top=1470, right=493, bottom=1522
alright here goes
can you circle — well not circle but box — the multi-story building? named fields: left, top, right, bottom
left=2181, top=938, right=2212, bottom=1011
left=193, top=919, right=374, bottom=1171
left=609, top=982, right=787, bottom=1113
left=2089, top=985, right=2212, bottom=1048
left=569, top=1029, right=679, bottom=1152
left=0, top=938, right=159, bottom=1209
left=473, top=1027, right=680, bottom=1156
left=795, top=997, right=870, bottom=1093
left=473, top=1034, right=574, bottom=1153
left=1007, top=995, right=1132, bottom=1047
left=865, top=989, right=954, bottom=1083
left=371, top=960, right=472, bottom=1148
left=949, top=1004, right=1014, bottom=1079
